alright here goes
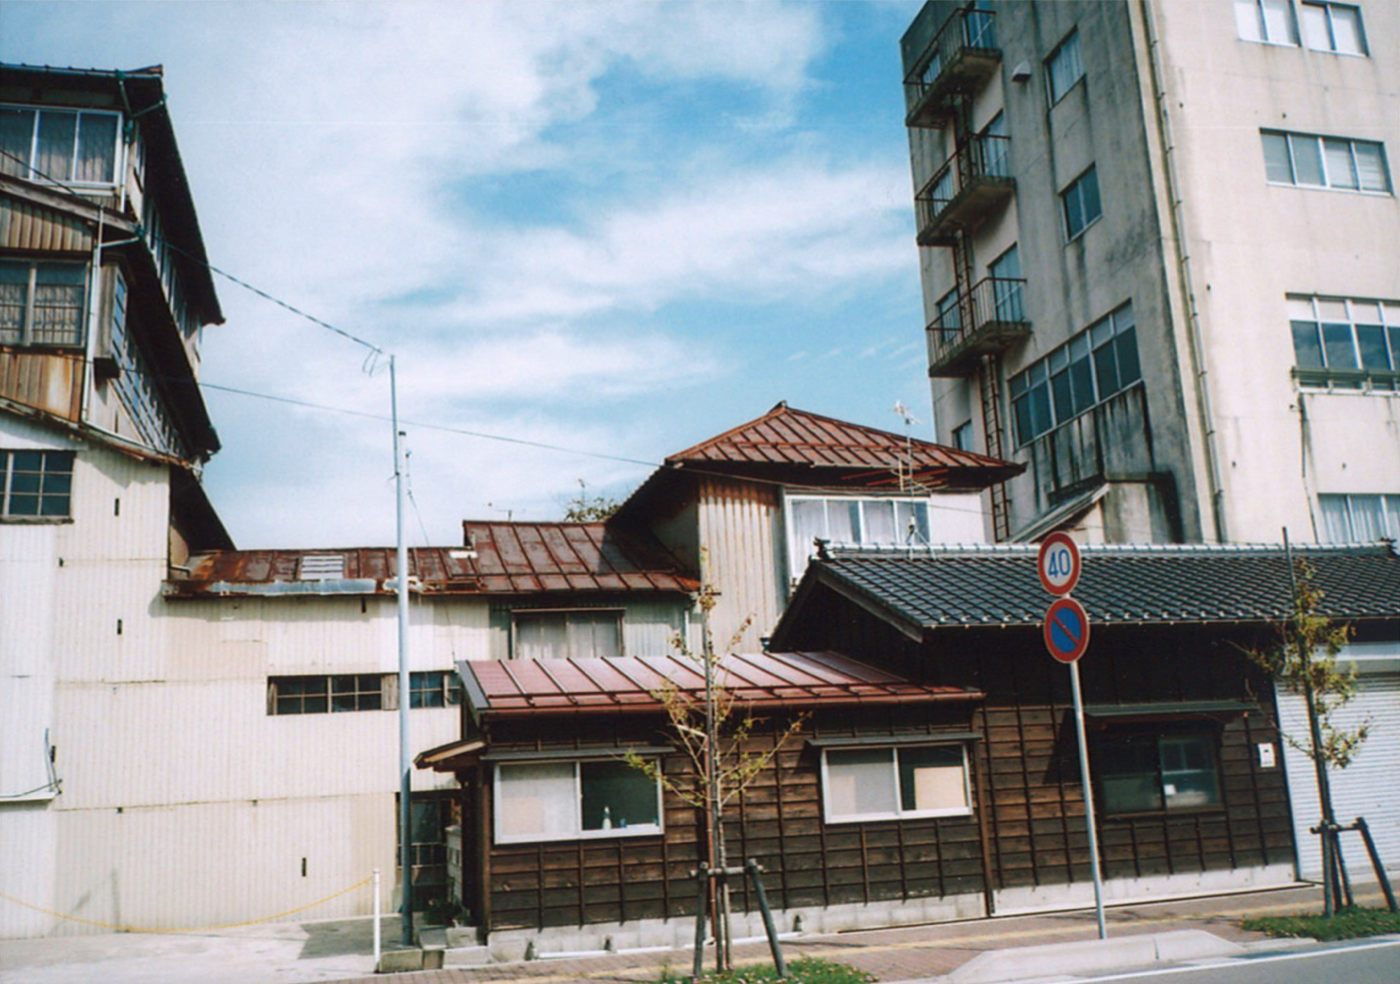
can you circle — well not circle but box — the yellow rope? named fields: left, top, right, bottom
left=0, top=875, right=373, bottom=934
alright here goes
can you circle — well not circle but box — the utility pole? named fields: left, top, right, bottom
left=392, top=356, right=414, bottom=946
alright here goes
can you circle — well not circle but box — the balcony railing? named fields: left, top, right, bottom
left=904, top=7, right=1001, bottom=128
left=915, top=133, right=1013, bottom=246
left=926, top=275, right=1031, bottom=378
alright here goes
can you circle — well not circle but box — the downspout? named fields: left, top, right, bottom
left=1138, top=0, right=1230, bottom=542
left=79, top=208, right=105, bottom=426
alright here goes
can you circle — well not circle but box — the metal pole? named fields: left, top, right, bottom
left=373, top=867, right=382, bottom=968
left=746, top=859, right=786, bottom=978
left=1355, top=818, right=1398, bottom=912
left=1283, top=530, right=1338, bottom=916
left=691, top=865, right=708, bottom=982
left=1068, top=660, right=1107, bottom=940
left=392, top=356, right=414, bottom=946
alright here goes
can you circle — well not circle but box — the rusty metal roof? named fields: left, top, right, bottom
left=462, top=521, right=698, bottom=594
left=164, top=522, right=697, bottom=599
left=456, top=651, right=983, bottom=717
left=663, top=402, right=1022, bottom=490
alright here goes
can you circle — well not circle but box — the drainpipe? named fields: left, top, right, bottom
left=1138, top=0, right=1229, bottom=542
left=79, top=208, right=106, bottom=426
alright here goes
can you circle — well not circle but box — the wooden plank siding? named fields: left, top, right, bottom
left=0, top=349, right=83, bottom=421
left=783, top=600, right=1296, bottom=899
left=475, top=702, right=985, bottom=932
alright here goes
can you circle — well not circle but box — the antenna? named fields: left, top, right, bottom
left=486, top=502, right=515, bottom=523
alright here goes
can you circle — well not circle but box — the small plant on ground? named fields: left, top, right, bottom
left=1243, top=906, right=1400, bottom=941
left=660, top=956, right=875, bottom=984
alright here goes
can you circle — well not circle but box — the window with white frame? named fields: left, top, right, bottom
left=1011, top=302, right=1140, bottom=446
left=0, top=104, right=121, bottom=185
left=786, top=495, right=932, bottom=573
left=513, top=609, right=623, bottom=660
left=1234, top=0, right=1299, bottom=44
left=1060, top=166, right=1102, bottom=241
left=1262, top=131, right=1390, bottom=193
left=1289, top=295, right=1400, bottom=392
left=494, top=759, right=662, bottom=844
left=1300, top=1, right=1366, bottom=54
left=822, top=744, right=971, bottom=823
left=0, top=259, right=87, bottom=348
left=1319, top=494, right=1400, bottom=543
left=1, top=450, right=74, bottom=519
left=1045, top=29, right=1084, bottom=104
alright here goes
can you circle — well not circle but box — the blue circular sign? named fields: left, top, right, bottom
left=1043, top=597, right=1090, bottom=664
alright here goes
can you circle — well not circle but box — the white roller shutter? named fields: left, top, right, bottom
left=1278, top=658, right=1400, bottom=880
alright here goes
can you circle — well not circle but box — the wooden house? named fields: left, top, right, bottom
left=419, top=541, right=1400, bottom=957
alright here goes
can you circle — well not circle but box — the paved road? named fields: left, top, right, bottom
left=1078, top=937, right=1400, bottom=983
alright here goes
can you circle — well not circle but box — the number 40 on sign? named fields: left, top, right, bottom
left=1037, top=531, right=1081, bottom=596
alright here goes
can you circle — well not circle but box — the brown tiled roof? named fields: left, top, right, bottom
left=662, top=402, right=1021, bottom=490
left=165, top=522, right=696, bottom=599
left=457, top=651, right=983, bottom=717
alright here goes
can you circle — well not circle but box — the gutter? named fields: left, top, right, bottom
left=1139, top=0, right=1230, bottom=542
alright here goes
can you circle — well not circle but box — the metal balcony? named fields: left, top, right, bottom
left=915, top=133, right=1013, bottom=246
left=904, top=8, right=1002, bottom=129
left=926, top=276, right=1031, bottom=378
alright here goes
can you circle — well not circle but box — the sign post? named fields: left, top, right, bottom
left=1038, top=536, right=1107, bottom=941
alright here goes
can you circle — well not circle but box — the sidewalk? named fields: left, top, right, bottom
left=0, top=882, right=1385, bottom=984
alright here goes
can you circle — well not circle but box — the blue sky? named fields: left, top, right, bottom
left=3, top=0, right=934, bottom=547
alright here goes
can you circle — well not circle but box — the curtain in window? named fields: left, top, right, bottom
left=34, top=111, right=76, bottom=182
left=790, top=499, right=826, bottom=564
left=1324, top=139, right=1358, bottom=189
left=74, top=114, right=117, bottom=183
left=569, top=613, right=621, bottom=659
left=498, top=763, right=575, bottom=839
left=0, top=108, right=33, bottom=178
left=0, top=263, right=25, bottom=343
left=1348, top=496, right=1385, bottom=542
left=1319, top=495, right=1352, bottom=543
left=826, top=749, right=896, bottom=818
left=30, top=265, right=85, bottom=346
left=1355, top=143, right=1388, bottom=193
left=516, top=615, right=567, bottom=660
left=862, top=500, right=897, bottom=544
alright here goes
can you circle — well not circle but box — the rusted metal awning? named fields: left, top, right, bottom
left=414, top=738, right=486, bottom=772
left=456, top=651, right=984, bottom=719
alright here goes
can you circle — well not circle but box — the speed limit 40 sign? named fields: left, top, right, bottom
left=1037, top=531, right=1081, bottom=596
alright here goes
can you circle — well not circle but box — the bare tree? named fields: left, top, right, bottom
left=624, top=584, right=807, bottom=972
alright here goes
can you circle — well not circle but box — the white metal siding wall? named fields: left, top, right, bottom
left=1278, top=671, right=1400, bottom=879
left=697, top=478, right=783, bottom=652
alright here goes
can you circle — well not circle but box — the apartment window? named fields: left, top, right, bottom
left=1046, top=29, right=1084, bottom=104
left=952, top=421, right=975, bottom=452
left=0, top=260, right=87, bottom=348
left=1319, top=494, right=1400, bottom=543
left=822, top=745, right=971, bottom=823
left=1, top=450, right=74, bottom=519
left=1097, top=731, right=1222, bottom=815
left=513, top=609, right=623, bottom=660
left=1300, top=2, right=1366, bottom=54
left=1234, top=0, right=1298, bottom=44
left=1011, top=303, right=1140, bottom=445
left=936, top=287, right=962, bottom=334
left=1262, top=131, right=1390, bottom=193
left=409, top=670, right=462, bottom=708
left=989, top=244, right=1024, bottom=322
left=494, top=759, right=662, bottom=844
left=107, top=269, right=185, bottom=457
left=1061, top=166, right=1102, bottom=240
left=267, top=674, right=385, bottom=715
left=1289, top=295, right=1400, bottom=391
left=0, top=104, right=120, bottom=185
left=980, top=112, right=1010, bottom=178
left=787, top=495, right=931, bottom=572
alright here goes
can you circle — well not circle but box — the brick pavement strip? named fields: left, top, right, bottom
left=323, top=886, right=1383, bottom=984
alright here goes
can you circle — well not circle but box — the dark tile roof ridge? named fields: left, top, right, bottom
left=825, top=541, right=1398, bottom=560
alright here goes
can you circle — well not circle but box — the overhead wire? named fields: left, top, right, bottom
left=1, top=148, right=1171, bottom=543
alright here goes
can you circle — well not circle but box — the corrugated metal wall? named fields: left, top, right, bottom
left=0, top=351, right=83, bottom=422
left=696, top=477, right=783, bottom=652
left=0, top=197, right=94, bottom=253
left=1278, top=656, right=1400, bottom=880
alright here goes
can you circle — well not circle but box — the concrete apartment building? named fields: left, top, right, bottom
left=901, top=0, right=1398, bottom=546
left=898, top=0, right=1398, bottom=880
